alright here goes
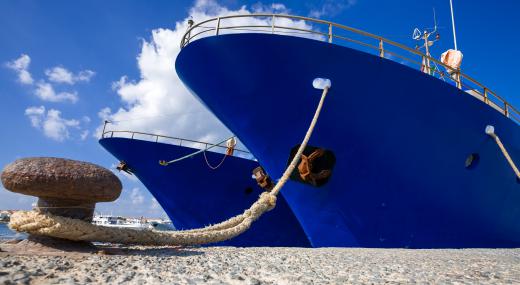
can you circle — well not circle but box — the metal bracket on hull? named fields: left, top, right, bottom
left=252, top=166, right=274, bottom=191
left=116, top=161, right=133, bottom=175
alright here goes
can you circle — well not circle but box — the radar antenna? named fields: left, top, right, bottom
left=412, top=8, right=441, bottom=75
left=449, top=0, right=458, bottom=50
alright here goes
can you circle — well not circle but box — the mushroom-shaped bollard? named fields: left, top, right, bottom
left=1, top=157, right=122, bottom=221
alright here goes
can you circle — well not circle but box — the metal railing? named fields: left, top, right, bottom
left=180, top=14, right=519, bottom=124
left=101, top=129, right=251, bottom=156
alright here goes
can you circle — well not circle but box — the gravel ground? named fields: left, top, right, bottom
left=0, top=246, right=519, bottom=284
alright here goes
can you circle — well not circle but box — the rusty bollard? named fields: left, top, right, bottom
left=0, top=157, right=122, bottom=253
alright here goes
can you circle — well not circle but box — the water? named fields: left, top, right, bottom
left=0, top=222, right=26, bottom=240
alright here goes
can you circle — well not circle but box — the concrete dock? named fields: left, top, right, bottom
left=1, top=246, right=519, bottom=284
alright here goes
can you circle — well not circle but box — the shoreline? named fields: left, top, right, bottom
left=0, top=242, right=519, bottom=284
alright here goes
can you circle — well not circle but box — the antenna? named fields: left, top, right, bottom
left=412, top=8, right=442, bottom=75
left=432, top=8, right=438, bottom=34
left=449, top=0, right=458, bottom=50
left=413, top=28, right=421, bottom=40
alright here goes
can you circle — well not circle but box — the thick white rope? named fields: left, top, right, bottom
left=486, top=125, right=520, bottom=179
left=10, top=86, right=330, bottom=245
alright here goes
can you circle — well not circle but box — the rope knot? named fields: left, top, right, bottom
left=259, top=192, right=277, bottom=211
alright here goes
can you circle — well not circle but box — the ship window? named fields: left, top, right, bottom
left=287, top=145, right=335, bottom=187
left=465, top=153, right=479, bottom=169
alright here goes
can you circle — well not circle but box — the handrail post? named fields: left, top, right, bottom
left=505, top=102, right=510, bottom=117
left=131, top=132, right=135, bottom=139
left=101, top=120, right=109, bottom=138
left=483, top=88, right=489, bottom=104
left=456, top=71, right=462, bottom=89
left=328, top=23, right=332, bottom=43
left=156, top=135, right=159, bottom=143
left=379, top=38, right=384, bottom=58
left=179, top=139, right=183, bottom=146
left=271, top=15, right=275, bottom=34
left=215, top=17, right=221, bottom=36
left=182, top=19, right=195, bottom=48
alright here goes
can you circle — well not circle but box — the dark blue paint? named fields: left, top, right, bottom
left=99, top=137, right=311, bottom=247
left=176, top=33, right=520, bottom=248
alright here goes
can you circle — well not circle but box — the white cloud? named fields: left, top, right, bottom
left=45, top=66, right=95, bottom=84
left=5, top=54, right=34, bottom=85
left=309, top=0, right=357, bottom=18
left=24, top=106, right=45, bottom=128
left=6, top=54, right=94, bottom=104
left=76, top=70, right=96, bottom=82
left=34, top=81, right=78, bottom=103
left=251, top=3, right=289, bottom=13
left=80, top=130, right=89, bottom=140
left=130, top=188, right=145, bottom=205
left=45, top=67, right=73, bottom=84
left=98, top=0, right=315, bottom=148
left=24, top=106, right=82, bottom=141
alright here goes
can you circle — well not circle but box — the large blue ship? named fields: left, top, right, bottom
left=175, top=14, right=520, bottom=248
left=99, top=130, right=310, bottom=247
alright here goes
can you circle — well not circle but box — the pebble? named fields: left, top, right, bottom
left=0, top=246, right=518, bottom=284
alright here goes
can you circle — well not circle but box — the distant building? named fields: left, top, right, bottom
left=0, top=211, right=10, bottom=222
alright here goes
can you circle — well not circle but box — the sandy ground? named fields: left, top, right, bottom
left=0, top=245, right=519, bottom=284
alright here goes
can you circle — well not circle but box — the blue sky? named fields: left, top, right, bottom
left=1, top=0, right=519, bottom=217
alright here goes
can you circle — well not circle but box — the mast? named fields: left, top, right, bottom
left=449, top=0, right=458, bottom=50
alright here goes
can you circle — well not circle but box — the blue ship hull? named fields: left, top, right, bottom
left=176, top=33, right=520, bottom=248
left=99, top=137, right=311, bottom=247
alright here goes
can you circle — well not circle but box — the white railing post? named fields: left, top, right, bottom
left=215, top=17, right=221, bottom=36
left=272, top=15, right=275, bottom=34
left=328, top=23, right=332, bottom=43
left=379, top=39, right=384, bottom=58
left=101, top=120, right=109, bottom=138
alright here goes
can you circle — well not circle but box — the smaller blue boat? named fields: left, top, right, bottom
left=99, top=130, right=311, bottom=247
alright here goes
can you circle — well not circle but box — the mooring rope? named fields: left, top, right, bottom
left=9, top=85, right=330, bottom=246
left=485, top=125, right=520, bottom=179
left=159, top=136, right=235, bottom=166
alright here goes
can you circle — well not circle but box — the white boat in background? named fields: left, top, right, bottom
left=92, top=215, right=176, bottom=231
left=0, top=211, right=10, bottom=222
left=92, top=215, right=150, bottom=230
